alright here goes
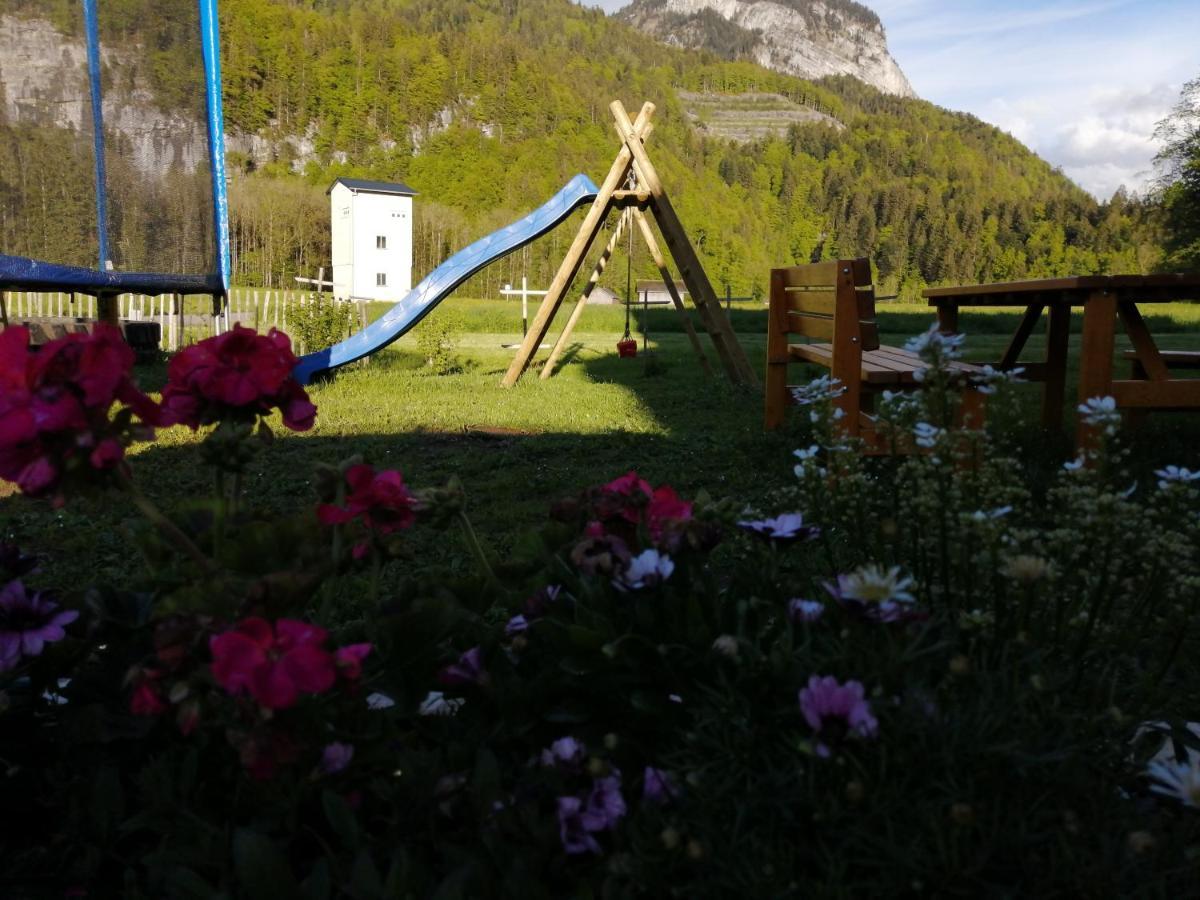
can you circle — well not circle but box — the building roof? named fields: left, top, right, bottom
left=636, top=279, right=688, bottom=295
left=327, top=177, right=418, bottom=196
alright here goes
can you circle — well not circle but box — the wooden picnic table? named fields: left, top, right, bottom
left=924, top=274, right=1200, bottom=446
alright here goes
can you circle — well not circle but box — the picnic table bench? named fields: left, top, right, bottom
left=924, top=274, right=1200, bottom=448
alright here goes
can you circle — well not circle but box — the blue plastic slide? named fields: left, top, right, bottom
left=292, top=173, right=600, bottom=384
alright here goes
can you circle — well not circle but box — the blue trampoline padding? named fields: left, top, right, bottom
left=0, top=254, right=223, bottom=295
left=293, top=173, right=601, bottom=384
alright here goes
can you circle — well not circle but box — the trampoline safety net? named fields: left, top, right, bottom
left=0, top=0, right=228, bottom=295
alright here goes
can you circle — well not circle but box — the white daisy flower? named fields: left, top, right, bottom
left=1077, top=395, right=1121, bottom=434
left=1146, top=757, right=1200, bottom=809
left=613, top=549, right=675, bottom=591
left=1155, top=465, right=1200, bottom=490
left=366, top=691, right=396, bottom=710
left=831, top=564, right=916, bottom=606
left=419, top=691, right=465, bottom=717
left=790, top=375, right=845, bottom=406
left=913, top=422, right=943, bottom=448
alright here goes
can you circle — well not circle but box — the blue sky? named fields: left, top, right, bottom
left=588, top=0, right=1199, bottom=199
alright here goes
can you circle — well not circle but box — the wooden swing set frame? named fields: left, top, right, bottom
left=501, top=100, right=757, bottom=388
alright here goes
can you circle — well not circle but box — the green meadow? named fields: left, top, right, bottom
left=4, top=297, right=1199, bottom=587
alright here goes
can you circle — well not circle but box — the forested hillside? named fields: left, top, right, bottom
left=1, top=0, right=1164, bottom=299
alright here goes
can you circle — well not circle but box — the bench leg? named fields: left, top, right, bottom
left=958, top=386, right=988, bottom=431
left=764, top=360, right=789, bottom=430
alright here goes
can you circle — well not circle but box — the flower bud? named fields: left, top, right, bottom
left=711, top=635, right=740, bottom=660
left=949, top=802, right=974, bottom=826
left=660, top=827, right=681, bottom=850
left=686, top=839, right=704, bottom=861
left=603, top=733, right=619, bottom=750
left=1126, top=831, right=1156, bottom=855
left=844, top=780, right=865, bottom=805
left=948, top=654, right=971, bottom=676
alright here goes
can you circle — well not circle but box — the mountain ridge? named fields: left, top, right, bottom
left=617, top=0, right=915, bottom=98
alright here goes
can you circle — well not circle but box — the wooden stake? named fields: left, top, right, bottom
left=540, top=208, right=630, bottom=379
left=501, top=102, right=654, bottom=387
left=631, top=207, right=712, bottom=377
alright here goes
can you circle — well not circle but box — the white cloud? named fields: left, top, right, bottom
left=587, top=0, right=1197, bottom=199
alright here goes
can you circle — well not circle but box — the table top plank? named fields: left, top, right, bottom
left=924, top=273, right=1200, bottom=303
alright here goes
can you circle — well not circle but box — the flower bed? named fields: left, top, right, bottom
left=0, top=325, right=1198, bottom=897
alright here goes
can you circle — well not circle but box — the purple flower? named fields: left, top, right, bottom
left=320, top=741, right=354, bottom=775
left=557, top=796, right=603, bottom=855
left=788, top=598, right=825, bottom=624
left=0, top=580, right=78, bottom=672
left=541, top=736, right=587, bottom=769
left=736, top=512, right=819, bottom=543
left=585, top=773, right=626, bottom=829
left=505, top=614, right=530, bottom=637
left=437, top=646, right=489, bottom=687
left=798, top=674, right=879, bottom=757
left=642, top=766, right=680, bottom=805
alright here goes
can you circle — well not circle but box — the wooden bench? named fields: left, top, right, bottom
left=765, top=258, right=985, bottom=448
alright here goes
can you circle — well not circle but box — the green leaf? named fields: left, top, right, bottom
left=165, top=867, right=220, bottom=900
left=89, top=766, right=125, bottom=842
left=429, top=865, right=475, bottom=900
left=348, top=849, right=384, bottom=899
left=301, top=859, right=332, bottom=900
left=233, top=829, right=300, bottom=899
left=321, top=789, right=360, bottom=850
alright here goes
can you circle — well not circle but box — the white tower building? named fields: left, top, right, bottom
left=328, top=178, right=417, bottom=301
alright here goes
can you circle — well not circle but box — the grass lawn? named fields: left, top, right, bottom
left=4, top=297, right=1200, bottom=588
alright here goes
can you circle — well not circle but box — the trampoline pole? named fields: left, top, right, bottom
left=82, top=0, right=110, bottom=271
left=98, top=294, right=119, bottom=328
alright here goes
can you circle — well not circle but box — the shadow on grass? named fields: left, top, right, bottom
left=4, top=317, right=1200, bottom=590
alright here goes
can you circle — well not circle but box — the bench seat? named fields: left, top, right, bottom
left=790, top=342, right=984, bottom=384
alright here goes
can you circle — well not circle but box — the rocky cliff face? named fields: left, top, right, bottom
left=618, top=0, right=915, bottom=99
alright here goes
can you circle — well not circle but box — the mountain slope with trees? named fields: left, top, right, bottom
left=0, top=0, right=1164, bottom=299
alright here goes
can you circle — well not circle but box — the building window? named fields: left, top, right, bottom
left=376, top=272, right=387, bottom=287
left=376, top=235, right=387, bottom=249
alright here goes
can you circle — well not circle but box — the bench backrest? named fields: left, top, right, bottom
left=768, top=258, right=881, bottom=351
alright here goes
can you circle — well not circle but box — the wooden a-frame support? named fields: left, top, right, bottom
left=501, top=100, right=756, bottom=388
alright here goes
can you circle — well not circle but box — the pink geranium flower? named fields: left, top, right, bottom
left=0, top=326, right=160, bottom=498
left=160, top=325, right=315, bottom=431
left=0, top=580, right=78, bottom=671
left=334, top=642, right=372, bottom=680
left=209, top=617, right=337, bottom=710
left=130, top=675, right=168, bottom=717
left=603, top=470, right=652, bottom=500
left=798, top=674, right=879, bottom=757
left=317, top=464, right=417, bottom=536
left=645, top=485, right=693, bottom=543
